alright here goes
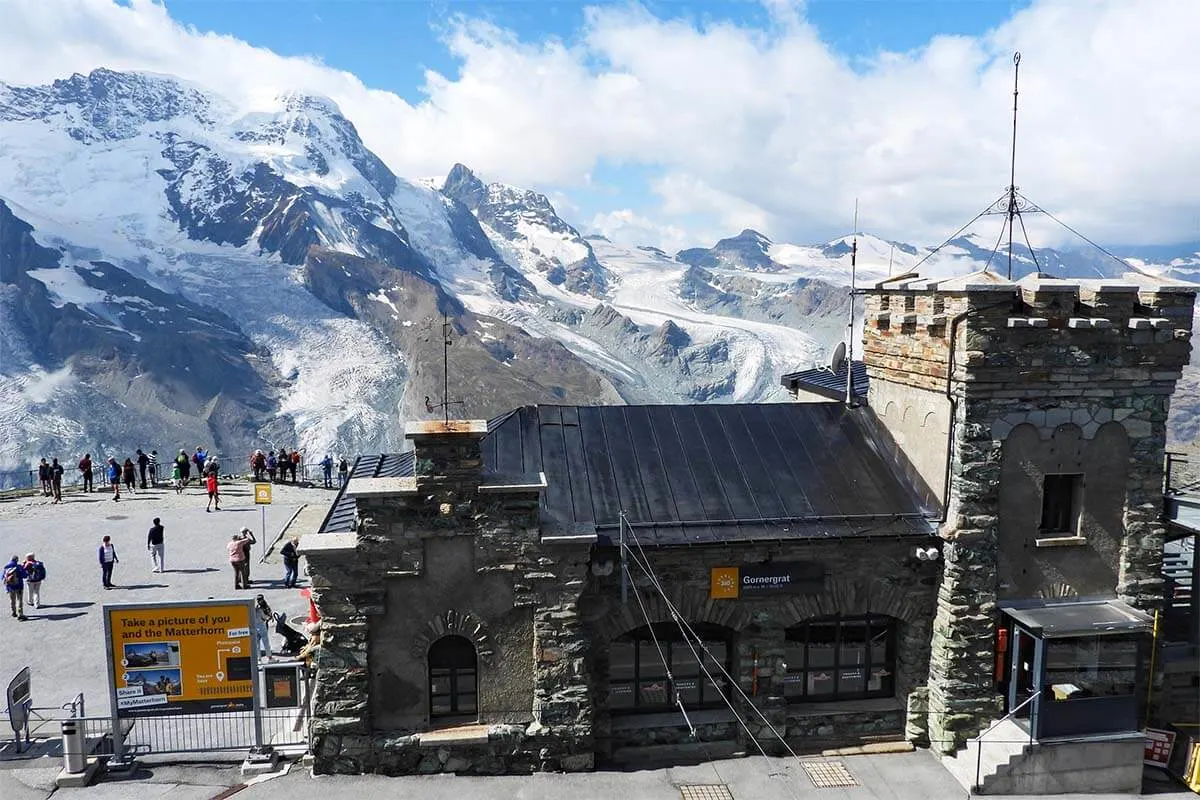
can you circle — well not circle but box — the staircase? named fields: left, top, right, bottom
left=940, top=717, right=1146, bottom=795
left=941, top=718, right=1031, bottom=794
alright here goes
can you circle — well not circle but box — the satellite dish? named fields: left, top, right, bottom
left=829, top=341, right=847, bottom=373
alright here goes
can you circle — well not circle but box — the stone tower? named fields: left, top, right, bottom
left=861, top=272, right=1195, bottom=753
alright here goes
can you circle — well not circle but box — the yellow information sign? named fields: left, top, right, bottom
left=105, top=600, right=256, bottom=718
left=254, top=483, right=272, bottom=505
left=710, top=567, right=740, bottom=599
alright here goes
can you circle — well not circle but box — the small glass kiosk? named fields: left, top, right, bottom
left=999, top=599, right=1151, bottom=740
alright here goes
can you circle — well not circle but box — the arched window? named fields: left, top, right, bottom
left=783, top=615, right=895, bottom=703
left=429, top=635, right=477, bottom=719
left=607, top=623, right=733, bottom=713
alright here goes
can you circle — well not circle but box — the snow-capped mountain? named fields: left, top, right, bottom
left=0, top=68, right=1196, bottom=484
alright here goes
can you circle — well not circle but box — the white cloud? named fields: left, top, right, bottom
left=589, top=209, right=692, bottom=253
left=1, top=0, right=1199, bottom=247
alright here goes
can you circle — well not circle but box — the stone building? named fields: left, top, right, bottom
left=301, top=271, right=1198, bottom=793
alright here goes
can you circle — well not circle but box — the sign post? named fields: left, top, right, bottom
left=6, top=666, right=31, bottom=752
left=254, top=483, right=272, bottom=560
left=103, top=599, right=260, bottom=762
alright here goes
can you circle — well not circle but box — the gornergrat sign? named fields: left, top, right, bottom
left=103, top=599, right=259, bottom=718
left=710, top=562, right=825, bottom=599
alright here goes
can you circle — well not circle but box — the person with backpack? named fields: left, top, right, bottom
left=4, top=556, right=27, bottom=620
left=106, top=457, right=121, bottom=502
left=21, top=554, right=45, bottom=608
left=337, top=456, right=349, bottom=488
left=136, top=449, right=150, bottom=489
left=78, top=453, right=94, bottom=493
left=98, top=536, right=119, bottom=589
left=49, top=458, right=64, bottom=503
left=280, top=536, right=301, bottom=588
left=147, top=518, right=165, bottom=573
left=122, top=458, right=137, bottom=493
left=175, top=450, right=190, bottom=486
left=205, top=471, right=220, bottom=512
left=252, top=450, right=266, bottom=481
left=319, top=454, right=333, bottom=489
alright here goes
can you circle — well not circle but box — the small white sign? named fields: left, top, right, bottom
left=116, top=685, right=144, bottom=699
left=227, top=627, right=250, bottom=639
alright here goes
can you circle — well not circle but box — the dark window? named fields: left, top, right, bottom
left=607, top=623, right=732, bottom=713
left=1040, top=474, right=1082, bottom=534
left=903, top=294, right=916, bottom=312
left=783, top=616, right=895, bottom=703
left=428, top=635, right=477, bottom=719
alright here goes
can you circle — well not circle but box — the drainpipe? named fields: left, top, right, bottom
left=938, top=297, right=1017, bottom=523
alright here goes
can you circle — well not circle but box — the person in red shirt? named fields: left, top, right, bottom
left=205, top=472, right=220, bottom=512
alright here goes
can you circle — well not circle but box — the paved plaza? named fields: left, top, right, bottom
left=0, top=479, right=321, bottom=727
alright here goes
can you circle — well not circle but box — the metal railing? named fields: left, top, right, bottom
left=973, top=692, right=1037, bottom=793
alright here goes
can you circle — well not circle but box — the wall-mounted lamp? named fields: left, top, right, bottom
left=913, top=546, right=941, bottom=562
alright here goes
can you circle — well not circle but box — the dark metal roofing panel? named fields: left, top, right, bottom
left=318, top=452, right=415, bottom=534
left=780, top=360, right=868, bottom=400
left=321, top=402, right=933, bottom=543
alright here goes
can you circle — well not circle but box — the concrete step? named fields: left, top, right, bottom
left=940, top=718, right=1031, bottom=794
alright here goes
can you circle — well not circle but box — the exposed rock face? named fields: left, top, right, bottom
left=441, top=164, right=611, bottom=297
left=677, top=229, right=781, bottom=273
left=302, top=248, right=623, bottom=420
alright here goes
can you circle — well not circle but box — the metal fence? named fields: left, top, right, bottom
left=117, top=707, right=308, bottom=755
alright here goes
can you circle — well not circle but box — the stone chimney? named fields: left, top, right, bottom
left=406, top=419, right=489, bottom=505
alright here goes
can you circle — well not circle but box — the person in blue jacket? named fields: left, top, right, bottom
left=4, top=556, right=27, bottom=620
left=106, top=457, right=121, bottom=502
left=319, top=454, right=333, bottom=489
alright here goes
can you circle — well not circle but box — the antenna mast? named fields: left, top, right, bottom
left=423, top=313, right=464, bottom=424
left=846, top=199, right=858, bottom=405
left=1006, top=52, right=1021, bottom=279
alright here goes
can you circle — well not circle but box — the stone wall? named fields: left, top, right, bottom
left=579, top=534, right=941, bottom=761
left=863, top=277, right=1197, bottom=753
left=302, top=421, right=594, bottom=775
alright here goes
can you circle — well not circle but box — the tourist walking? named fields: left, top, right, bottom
left=106, top=457, right=121, bottom=502
left=281, top=536, right=300, bottom=588
left=21, top=554, right=44, bottom=608
left=205, top=471, right=220, bottom=512
left=228, top=531, right=249, bottom=589
left=37, top=459, right=50, bottom=496
left=49, top=458, right=64, bottom=503
left=122, top=458, right=137, bottom=493
left=98, top=536, right=119, bottom=589
left=148, top=450, right=159, bottom=486
left=147, top=518, right=165, bottom=573
left=337, top=456, right=349, bottom=488
left=137, top=449, right=150, bottom=489
left=170, top=461, right=183, bottom=494
left=78, top=453, right=93, bottom=493
left=4, top=556, right=27, bottom=620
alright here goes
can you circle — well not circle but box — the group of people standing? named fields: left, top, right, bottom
left=249, top=448, right=305, bottom=483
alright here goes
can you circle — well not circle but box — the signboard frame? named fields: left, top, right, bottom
left=6, top=666, right=31, bottom=750
left=254, top=483, right=272, bottom=505
left=1144, top=727, right=1176, bottom=768
left=103, top=598, right=261, bottom=762
left=709, top=562, right=826, bottom=599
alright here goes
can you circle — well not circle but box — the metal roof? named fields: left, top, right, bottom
left=780, top=361, right=868, bottom=401
left=319, top=403, right=934, bottom=544
left=317, top=452, right=415, bottom=534
left=1000, top=599, right=1153, bottom=638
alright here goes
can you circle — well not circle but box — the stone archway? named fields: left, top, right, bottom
left=409, top=608, right=495, bottom=664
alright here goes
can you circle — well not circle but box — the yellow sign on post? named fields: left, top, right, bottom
left=254, top=483, right=272, bottom=505
left=104, top=600, right=257, bottom=718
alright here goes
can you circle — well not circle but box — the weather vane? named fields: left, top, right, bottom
left=423, top=313, right=464, bottom=424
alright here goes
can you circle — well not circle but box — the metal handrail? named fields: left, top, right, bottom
left=974, top=692, right=1038, bottom=793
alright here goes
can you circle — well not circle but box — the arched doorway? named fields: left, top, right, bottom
left=428, top=635, right=478, bottom=720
